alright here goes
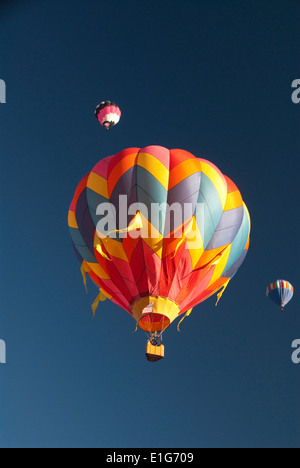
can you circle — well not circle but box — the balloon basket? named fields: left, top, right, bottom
left=145, top=341, right=165, bottom=362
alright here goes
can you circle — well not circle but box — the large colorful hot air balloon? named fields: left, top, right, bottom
left=68, top=146, right=250, bottom=361
left=95, top=101, right=121, bottom=130
left=266, top=280, right=294, bottom=311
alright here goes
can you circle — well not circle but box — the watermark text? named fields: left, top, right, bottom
left=0, top=79, right=6, bottom=103
left=0, top=339, right=6, bottom=364
left=291, top=79, right=300, bottom=104
left=96, top=197, right=204, bottom=250
left=291, top=339, right=300, bottom=364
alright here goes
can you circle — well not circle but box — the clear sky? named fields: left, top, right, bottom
left=0, top=0, right=299, bottom=448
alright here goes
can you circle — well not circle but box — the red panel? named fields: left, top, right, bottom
left=159, top=269, right=176, bottom=299
left=98, top=278, right=130, bottom=312
left=107, top=147, right=139, bottom=179
left=129, top=241, right=162, bottom=297
left=159, top=245, right=192, bottom=300
left=122, top=233, right=140, bottom=262
left=141, top=145, right=171, bottom=169
left=136, top=270, right=151, bottom=297
left=128, top=239, right=145, bottom=288
left=91, top=154, right=115, bottom=179
left=88, top=270, right=102, bottom=288
left=106, top=261, right=134, bottom=304
left=140, top=241, right=162, bottom=295
left=109, top=256, right=140, bottom=298
left=183, top=275, right=229, bottom=309
left=177, top=267, right=215, bottom=310
left=169, top=149, right=197, bottom=170
left=224, top=175, right=238, bottom=193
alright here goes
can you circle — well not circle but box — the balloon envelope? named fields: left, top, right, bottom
left=267, top=280, right=294, bottom=310
left=68, top=146, right=251, bottom=332
left=95, top=101, right=121, bottom=130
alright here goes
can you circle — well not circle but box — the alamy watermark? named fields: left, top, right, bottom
left=0, top=339, right=6, bottom=364
left=291, top=339, right=300, bottom=365
left=0, top=79, right=7, bottom=362
left=96, top=197, right=204, bottom=250
left=0, top=79, right=6, bottom=103
left=291, top=79, right=300, bottom=104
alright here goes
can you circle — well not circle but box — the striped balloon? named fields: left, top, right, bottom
left=68, top=146, right=251, bottom=333
left=95, top=101, right=121, bottom=130
left=267, top=280, right=294, bottom=311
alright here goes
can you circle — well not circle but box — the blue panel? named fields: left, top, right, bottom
left=205, top=205, right=244, bottom=250
left=222, top=249, right=248, bottom=278
left=197, top=173, right=223, bottom=249
left=86, top=187, right=110, bottom=226
left=136, top=166, right=168, bottom=235
left=268, top=289, right=282, bottom=306
left=110, top=166, right=137, bottom=210
left=76, top=190, right=96, bottom=253
left=268, top=287, right=293, bottom=307
left=136, top=166, right=168, bottom=205
left=223, top=206, right=250, bottom=272
left=69, top=227, right=96, bottom=263
left=167, top=172, right=201, bottom=206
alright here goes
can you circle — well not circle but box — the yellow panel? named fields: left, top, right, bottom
left=100, top=288, right=113, bottom=300
left=200, top=161, right=227, bottom=209
left=208, top=244, right=231, bottom=285
left=137, top=152, right=170, bottom=190
left=132, top=296, right=180, bottom=325
left=224, top=190, right=243, bottom=211
left=87, top=172, right=109, bottom=199
left=244, top=202, right=251, bottom=232
left=194, top=245, right=227, bottom=270
left=140, top=213, right=163, bottom=259
left=101, top=237, right=129, bottom=263
left=205, top=277, right=230, bottom=301
left=86, top=261, right=110, bottom=280
left=186, top=217, right=204, bottom=269
left=68, top=210, right=78, bottom=229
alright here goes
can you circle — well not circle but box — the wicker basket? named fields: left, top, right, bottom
left=145, top=342, right=165, bottom=362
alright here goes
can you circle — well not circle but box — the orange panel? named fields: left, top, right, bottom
left=169, top=158, right=201, bottom=190
left=108, top=153, right=137, bottom=197
left=139, top=313, right=171, bottom=332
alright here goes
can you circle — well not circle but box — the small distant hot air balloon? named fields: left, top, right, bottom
left=95, top=101, right=121, bottom=130
left=266, top=280, right=294, bottom=311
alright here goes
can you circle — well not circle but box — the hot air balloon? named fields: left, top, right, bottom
left=95, top=101, right=121, bottom=130
left=266, top=280, right=294, bottom=311
left=68, top=146, right=251, bottom=361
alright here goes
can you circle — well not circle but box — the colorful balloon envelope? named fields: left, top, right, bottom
left=68, top=146, right=251, bottom=356
left=266, top=280, right=294, bottom=311
left=95, top=101, right=121, bottom=130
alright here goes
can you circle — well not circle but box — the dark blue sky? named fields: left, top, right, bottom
left=0, top=0, right=299, bottom=448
